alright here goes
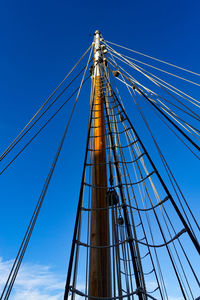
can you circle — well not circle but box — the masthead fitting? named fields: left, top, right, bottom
left=95, top=30, right=101, bottom=35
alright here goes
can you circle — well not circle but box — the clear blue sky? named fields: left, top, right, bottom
left=0, top=0, right=199, bottom=299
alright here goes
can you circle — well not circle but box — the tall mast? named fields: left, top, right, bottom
left=88, top=30, right=111, bottom=298
left=62, top=30, right=200, bottom=300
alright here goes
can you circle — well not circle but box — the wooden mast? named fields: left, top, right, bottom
left=89, top=30, right=111, bottom=298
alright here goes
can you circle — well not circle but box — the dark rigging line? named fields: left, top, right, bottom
left=110, top=83, right=189, bottom=299
left=63, top=71, right=95, bottom=300
left=107, top=49, right=200, bottom=109
left=108, top=61, right=200, bottom=289
left=106, top=79, right=167, bottom=298
left=132, top=89, right=200, bottom=233
left=106, top=76, right=190, bottom=299
left=113, top=65, right=200, bottom=159
left=130, top=89, right=198, bottom=296
left=138, top=89, right=200, bottom=150
left=148, top=99, right=200, bottom=135
left=0, top=75, right=90, bottom=176
left=105, top=40, right=200, bottom=77
left=0, top=62, right=92, bottom=163
left=106, top=56, right=200, bottom=234
left=105, top=84, right=164, bottom=299
left=102, top=73, right=147, bottom=300
left=0, top=48, right=93, bottom=300
left=103, top=72, right=200, bottom=255
left=150, top=93, right=200, bottom=123
left=131, top=89, right=199, bottom=236
left=0, top=44, right=92, bottom=162
left=104, top=67, right=191, bottom=293
left=107, top=55, right=200, bottom=122
left=104, top=76, right=147, bottom=298
left=109, top=63, right=200, bottom=152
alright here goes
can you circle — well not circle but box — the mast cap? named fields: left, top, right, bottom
left=95, top=30, right=100, bottom=35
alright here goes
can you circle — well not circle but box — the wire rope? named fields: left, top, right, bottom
left=105, top=40, right=200, bottom=77
left=0, top=46, right=93, bottom=300
left=0, top=76, right=91, bottom=176
left=0, top=45, right=92, bottom=162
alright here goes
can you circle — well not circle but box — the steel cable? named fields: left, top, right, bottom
left=0, top=46, right=93, bottom=300
left=0, top=45, right=92, bottom=162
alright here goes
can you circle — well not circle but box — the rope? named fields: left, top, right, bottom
left=102, top=68, right=148, bottom=298
left=137, top=88, right=200, bottom=151
left=80, top=196, right=169, bottom=213
left=0, top=63, right=91, bottom=168
left=107, top=55, right=200, bottom=122
left=105, top=40, right=200, bottom=77
left=112, top=51, right=200, bottom=87
left=1, top=47, right=93, bottom=300
left=122, top=74, right=200, bottom=291
left=108, top=49, right=200, bottom=107
left=69, top=286, right=158, bottom=300
left=84, top=171, right=155, bottom=189
left=88, top=139, right=139, bottom=151
left=77, top=229, right=186, bottom=249
left=0, top=44, right=92, bottom=162
left=0, top=76, right=91, bottom=176
left=85, top=152, right=146, bottom=166
left=103, top=71, right=197, bottom=298
left=63, top=54, right=96, bottom=300
left=150, top=97, right=200, bottom=134
left=110, top=64, right=200, bottom=238
left=110, top=63, right=200, bottom=151
left=132, top=90, right=200, bottom=287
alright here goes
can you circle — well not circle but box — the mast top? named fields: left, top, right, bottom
left=95, top=30, right=101, bottom=35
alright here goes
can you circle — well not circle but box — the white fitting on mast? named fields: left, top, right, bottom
left=94, top=30, right=103, bottom=77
